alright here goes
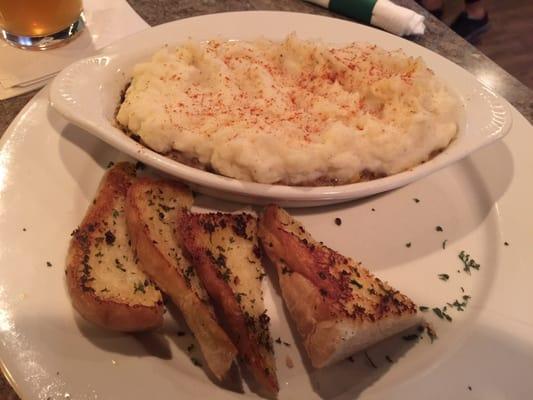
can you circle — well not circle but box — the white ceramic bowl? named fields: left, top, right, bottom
left=49, top=11, right=512, bottom=207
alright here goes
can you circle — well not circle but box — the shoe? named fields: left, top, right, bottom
left=451, top=11, right=489, bottom=41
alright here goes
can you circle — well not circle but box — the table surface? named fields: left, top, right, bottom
left=0, top=0, right=531, bottom=398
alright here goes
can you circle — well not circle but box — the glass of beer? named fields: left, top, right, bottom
left=0, top=0, right=85, bottom=50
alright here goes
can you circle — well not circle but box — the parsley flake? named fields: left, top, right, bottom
left=364, top=351, right=377, bottom=368
left=105, top=230, right=116, bottom=245
left=191, top=357, right=202, bottom=367
left=133, top=281, right=145, bottom=293
left=458, top=251, right=480, bottom=273
left=350, top=278, right=363, bottom=289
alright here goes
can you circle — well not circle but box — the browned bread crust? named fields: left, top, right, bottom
left=125, top=178, right=237, bottom=380
left=66, top=163, right=164, bottom=332
left=258, top=205, right=420, bottom=368
left=177, top=211, right=278, bottom=393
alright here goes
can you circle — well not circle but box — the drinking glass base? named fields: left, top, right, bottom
left=1, top=12, right=86, bottom=51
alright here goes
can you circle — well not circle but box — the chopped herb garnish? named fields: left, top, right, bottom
left=419, top=306, right=429, bottom=312
left=46, top=261, right=52, bottom=267
left=275, top=337, right=282, bottom=344
left=235, top=292, right=246, bottom=303
left=158, top=203, right=175, bottom=212
left=100, top=288, right=109, bottom=293
left=458, top=251, right=480, bottom=273
left=283, top=341, right=291, bottom=347
left=405, top=242, right=412, bottom=248
left=438, top=273, right=450, bottom=281
left=371, top=208, right=375, bottom=212
left=413, top=198, right=420, bottom=203
left=402, top=334, right=419, bottom=341
left=435, top=226, right=443, bottom=232
left=112, top=209, right=119, bottom=218
left=334, top=217, right=342, bottom=226
left=106, top=161, right=114, bottom=168
left=105, top=230, right=116, bottom=245
left=426, top=324, right=437, bottom=343
left=442, top=239, right=448, bottom=249
left=133, top=281, right=145, bottom=294
left=468, top=386, right=472, bottom=391
left=432, top=307, right=444, bottom=319
left=504, top=241, right=509, bottom=246
left=22, top=228, right=26, bottom=232
left=364, top=351, right=377, bottom=368
left=191, top=357, right=202, bottom=367
left=281, top=265, right=293, bottom=275
left=447, top=297, right=469, bottom=311
left=460, top=286, right=465, bottom=293
left=115, top=258, right=126, bottom=272
left=350, top=279, right=363, bottom=289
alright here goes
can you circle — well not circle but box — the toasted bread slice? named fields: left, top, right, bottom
left=177, top=211, right=278, bottom=393
left=125, top=178, right=237, bottom=380
left=66, top=163, right=164, bottom=332
left=258, top=205, right=420, bottom=368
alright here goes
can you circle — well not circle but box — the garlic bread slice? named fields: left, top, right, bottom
left=177, top=211, right=278, bottom=393
left=66, top=163, right=164, bottom=332
left=125, top=178, right=237, bottom=380
left=258, top=205, right=420, bottom=368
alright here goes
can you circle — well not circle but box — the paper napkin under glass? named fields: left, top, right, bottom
left=0, top=0, right=148, bottom=100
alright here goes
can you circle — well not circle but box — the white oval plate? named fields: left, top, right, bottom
left=49, top=11, right=512, bottom=207
left=2, top=17, right=533, bottom=400
left=2, top=84, right=533, bottom=400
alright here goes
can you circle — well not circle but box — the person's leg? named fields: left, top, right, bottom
left=451, top=0, right=489, bottom=41
left=465, top=0, right=486, bottom=19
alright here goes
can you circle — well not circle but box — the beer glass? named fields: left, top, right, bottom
left=0, top=0, right=85, bottom=50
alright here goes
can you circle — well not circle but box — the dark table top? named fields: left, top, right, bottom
left=0, top=0, right=531, bottom=398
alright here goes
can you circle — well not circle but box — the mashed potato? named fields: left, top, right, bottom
left=116, top=34, right=460, bottom=185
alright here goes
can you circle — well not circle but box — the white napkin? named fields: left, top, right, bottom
left=305, top=0, right=425, bottom=37
left=372, top=0, right=425, bottom=36
left=0, top=0, right=148, bottom=100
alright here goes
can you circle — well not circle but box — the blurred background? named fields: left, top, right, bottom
left=441, top=0, right=532, bottom=89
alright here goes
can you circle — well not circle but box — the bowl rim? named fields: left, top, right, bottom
left=49, top=11, right=513, bottom=203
